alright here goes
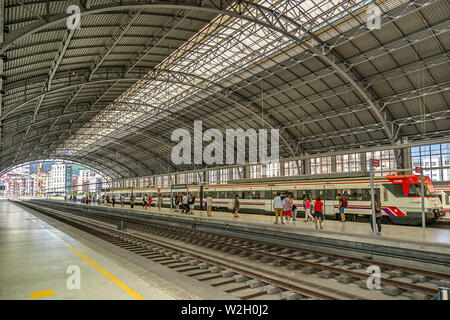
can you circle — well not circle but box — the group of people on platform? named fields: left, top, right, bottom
left=272, top=191, right=382, bottom=234
left=89, top=190, right=383, bottom=235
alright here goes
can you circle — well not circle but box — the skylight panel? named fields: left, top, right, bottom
left=59, top=0, right=375, bottom=154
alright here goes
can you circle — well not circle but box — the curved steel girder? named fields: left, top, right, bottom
left=0, top=0, right=394, bottom=143
left=1, top=145, right=131, bottom=180
left=0, top=152, right=123, bottom=180
left=0, top=128, right=163, bottom=177
left=3, top=70, right=297, bottom=162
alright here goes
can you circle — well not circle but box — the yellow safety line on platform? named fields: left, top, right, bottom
left=20, top=210, right=145, bottom=300
left=30, top=290, right=54, bottom=299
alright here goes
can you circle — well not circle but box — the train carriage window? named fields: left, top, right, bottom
left=251, top=190, right=261, bottom=199
left=445, top=193, right=449, bottom=205
left=408, top=184, right=420, bottom=197
left=209, top=191, right=217, bottom=198
left=383, top=188, right=388, bottom=202
left=362, top=189, right=372, bottom=201
left=265, top=191, right=272, bottom=199
left=325, top=190, right=335, bottom=200
left=350, top=189, right=363, bottom=201
left=218, top=191, right=227, bottom=199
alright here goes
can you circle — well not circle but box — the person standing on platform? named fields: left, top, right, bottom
left=304, top=195, right=313, bottom=222
left=148, top=194, right=153, bottom=208
left=157, top=193, right=163, bottom=211
left=313, top=195, right=324, bottom=229
left=273, top=192, right=284, bottom=224
left=112, top=195, right=116, bottom=207
left=120, top=195, right=124, bottom=207
left=130, top=193, right=135, bottom=208
left=175, top=193, right=180, bottom=212
left=337, top=193, right=346, bottom=222
left=143, top=194, right=148, bottom=209
left=290, top=194, right=297, bottom=221
left=206, top=193, right=213, bottom=217
left=283, top=193, right=293, bottom=222
left=106, top=194, right=110, bottom=206
left=371, top=194, right=382, bottom=235
left=233, top=195, right=240, bottom=218
left=182, top=193, right=189, bottom=213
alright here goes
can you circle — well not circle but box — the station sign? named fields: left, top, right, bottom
left=372, top=159, right=380, bottom=167
left=415, top=166, right=423, bottom=174
left=171, top=184, right=188, bottom=190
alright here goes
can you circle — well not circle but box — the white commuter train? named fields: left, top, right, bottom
left=435, top=185, right=450, bottom=217
left=108, top=174, right=443, bottom=226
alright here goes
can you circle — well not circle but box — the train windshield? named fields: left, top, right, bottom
left=386, top=175, right=438, bottom=197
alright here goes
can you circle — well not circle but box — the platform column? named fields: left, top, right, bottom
left=331, top=155, right=337, bottom=173
left=280, top=161, right=286, bottom=177
left=360, top=152, right=367, bottom=173
left=304, top=158, right=311, bottom=175
left=401, top=147, right=412, bottom=173
left=243, top=165, right=250, bottom=179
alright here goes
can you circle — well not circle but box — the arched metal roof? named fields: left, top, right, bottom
left=1, top=0, right=449, bottom=178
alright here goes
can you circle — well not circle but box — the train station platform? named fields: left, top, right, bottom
left=31, top=199, right=450, bottom=267
left=0, top=199, right=202, bottom=300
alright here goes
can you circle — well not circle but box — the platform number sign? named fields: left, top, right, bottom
left=415, top=166, right=423, bottom=174
left=372, top=158, right=380, bottom=167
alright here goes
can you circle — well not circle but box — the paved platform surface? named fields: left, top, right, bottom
left=45, top=198, right=450, bottom=256
left=0, top=200, right=177, bottom=300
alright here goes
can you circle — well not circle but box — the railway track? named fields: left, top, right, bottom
left=17, top=200, right=447, bottom=300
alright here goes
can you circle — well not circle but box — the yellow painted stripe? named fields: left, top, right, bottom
left=30, top=290, right=54, bottom=299
left=24, top=213, right=145, bottom=300
left=64, top=244, right=145, bottom=300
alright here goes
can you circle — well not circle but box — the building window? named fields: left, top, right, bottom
left=366, top=150, right=397, bottom=176
left=219, top=169, right=228, bottom=184
left=250, top=165, right=262, bottom=179
left=266, top=162, right=280, bottom=177
left=208, top=170, right=217, bottom=185
left=232, top=167, right=243, bottom=180
left=284, top=160, right=301, bottom=176
left=177, top=174, right=185, bottom=184
left=187, top=172, right=195, bottom=184
left=411, top=143, right=450, bottom=181
left=310, top=157, right=331, bottom=175
left=336, top=153, right=361, bottom=172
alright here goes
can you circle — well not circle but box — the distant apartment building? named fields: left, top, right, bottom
left=48, top=163, right=66, bottom=193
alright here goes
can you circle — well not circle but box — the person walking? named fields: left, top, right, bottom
left=143, top=194, right=148, bottom=209
left=157, top=193, right=163, bottom=211
left=112, top=194, right=116, bottom=207
left=371, top=194, right=382, bottom=235
left=106, top=194, right=110, bottom=206
left=283, top=193, right=293, bottom=222
left=233, top=195, right=240, bottom=218
left=304, top=195, right=313, bottom=222
left=273, top=192, right=284, bottom=224
left=290, top=194, right=297, bottom=221
left=206, top=193, right=213, bottom=217
left=313, top=195, right=324, bottom=229
left=147, top=194, right=152, bottom=210
left=337, top=193, right=346, bottom=222
left=120, top=195, right=124, bottom=207
left=175, top=194, right=180, bottom=212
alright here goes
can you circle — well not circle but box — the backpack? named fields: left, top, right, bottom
left=341, top=197, right=348, bottom=207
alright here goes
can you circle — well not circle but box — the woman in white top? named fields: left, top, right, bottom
left=206, top=194, right=213, bottom=217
